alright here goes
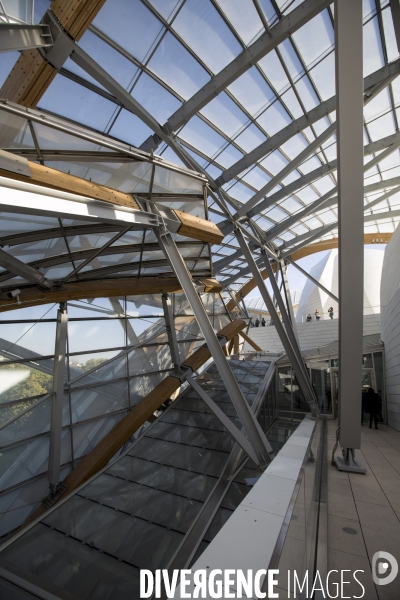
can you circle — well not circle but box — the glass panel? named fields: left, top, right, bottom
left=72, top=413, right=124, bottom=459
left=93, top=0, right=164, bottom=63
left=0, top=110, right=33, bottom=149
left=0, top=431, right=70, bottom=491
left=68, top=319, right=125, bottom=353
left=70, top=381, right=129, bottom=423
left=0, top=397, right=51, bottom=446
left=0, top=321, right=57, bottom=357
left=1, top=524, right=142, bottom=600
left=0, top=579, right=41, bottom=599
left=173, top=0, right=241, bottom=73
left=363, top=353, right=373, bottom=368
left=148, top=32, right=210, bottom=100
left=0, top=362, right=53, bottom=403
left=38, top=75, right=118, bottom=132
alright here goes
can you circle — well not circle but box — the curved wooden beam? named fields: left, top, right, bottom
left=0, top=276, right=222, bottom=313
left=226, top=233, right=392, bottom=312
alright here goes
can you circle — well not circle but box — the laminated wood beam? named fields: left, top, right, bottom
left=225, top=233, right=393, bottom=311
left=0, top=161, right=223, bottom=243
left=0, top=276, right=222, bottom=313
left=240, top=331, right=262, bottom=352
left=0, top=161, right=139, bottom=209
left=174, top=209, right=224, bottom=245
left=25, top=318, right=246, bottom=524
left=0, top=0, right=107, bottom=106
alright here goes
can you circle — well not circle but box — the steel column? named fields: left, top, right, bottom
left=335, top=0, right=366, bottom=473
left=280, top=260, right=301, bottom=348
left=235, top=228, right=318, bottom=414
left=48, top=303, right=68, bottom=490
left=156, top=229, right=273, bottom=465
left=261, top=252, right=310, bottom=386
left=162, top=293, right=181, bottom=367
left=187, top=375, right=261, bottom=465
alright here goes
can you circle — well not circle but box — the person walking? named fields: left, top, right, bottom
left=367, top=387, right=380, bottom=429
left=261, top=317, right=266, bottom=327
left=306, top=314, right=312, bottom=322
left=315, top=309, right=321, bottom=321
left=255, top=318, right=260, bottom=328
left=328, top=307, right=334, bottom=319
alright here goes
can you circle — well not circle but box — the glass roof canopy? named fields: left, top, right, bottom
left=0, top=102, right=212, bottom=291
left=1, top=0, right=400, bottom=296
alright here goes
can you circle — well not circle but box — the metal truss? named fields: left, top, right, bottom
left=156, top=227, right=273, bottom=466
left=163, top=0, right=331, bottom=135
left=235, top=227, right=318, bottom=414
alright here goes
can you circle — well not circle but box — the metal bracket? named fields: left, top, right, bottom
left=42, top=481, right=68, bottom=508
left=169, top=366, right=193, bottom=383
left=40, top=10, right=74, bottom=70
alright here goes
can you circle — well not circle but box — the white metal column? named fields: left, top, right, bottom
left=335, top=0, right=366, bottom=473
left=48, top=303, right=68, bottom=490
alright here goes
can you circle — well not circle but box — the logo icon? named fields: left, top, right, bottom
left=372, top=551, right=398, bottom=585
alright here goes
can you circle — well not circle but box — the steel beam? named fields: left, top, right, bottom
left=48, top=304, right=68, bottom=490
left=244, top=87, right=400, bottom=223
left=164, top=0, right=331, bottom=135
left=186, top=375, right=260, bottom=464
left=0, top=247, right=53, bottom=290
left=217, top=60, right=400, bottom=185
left=262, top=252, right=307, bottom=379
left=264, top=174, right=400, bottom=243
left=0, top=23, right=52, bottom=53
left=285, top=256, right=338, bottom=302
left=279, top=260, right=300, bottom=347
left=236, top=123, right=336, bottom=218
left=162, top=293, right=181, bottom=367
left=156, top=229, right=273, bottom=465
left=390, top=0, right=400, bottom=55
left=334, top=0, right=366, bottom=473
left=235, top=228, right=318, bottom=413
left=242, top=130, right=400, bottom=218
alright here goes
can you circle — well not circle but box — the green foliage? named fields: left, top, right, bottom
left=81, top=358, right=108, bottom=372
left=0, top=363, right=53, bottom=403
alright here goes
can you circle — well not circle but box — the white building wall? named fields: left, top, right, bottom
left=296, top=249, right=384, bottom=322
left=244, top=313, right=381, bottom=354
left=381, top=225, right=400, bottom=432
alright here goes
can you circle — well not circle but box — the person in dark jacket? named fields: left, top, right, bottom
left=255, top=318, right=260, bottom=327
left=367, top=387, right=380, bottom=429
left=261, top=318, right=266, bottom=327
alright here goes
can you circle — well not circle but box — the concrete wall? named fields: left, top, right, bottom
left=381, top=225, right=400, bottom=432
left=244, top=313, right=381, bottom=354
